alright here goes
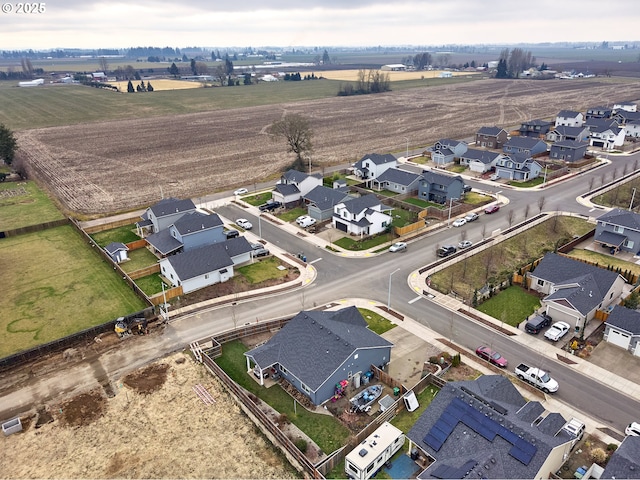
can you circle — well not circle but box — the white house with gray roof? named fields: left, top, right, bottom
left=352, top=153, right=397, bottom=186
left=555, top=110, right=584, bottom=127
left=528, top=253, right=626, bottom=335
left=594, top=208, right=640, bottom=254
left=272, top=169, right=323, bottom=207
left=372, top=167, right=422, bottom=194
left=244, top=306, right=393, bottom=405
left=586, top=118, right=626, bottom=150
left=407, top=376, right=578, bottom=479
left=604, top=306, right=640, bottom=356
left=302, top=185, right=352, bottom=221
left=458, top=149, right=505, bottom=173
left=332, top=194, right=392, bottom=236
left=546, top=125, right=590, bottom=143
left=136, top=197, right=196, bottom=236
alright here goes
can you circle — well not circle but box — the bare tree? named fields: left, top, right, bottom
left=483, top=247, right=494, bottom=281
left=588, top=176, right=596, bottom=192
left=98, top=56, right=109, bottom=73
left=267, top=113, right=313, bottom=169
left=523, top=204, right=530, bottom=220
left=481, top=224, right=487, bottom=240
left=537, top=196, right=546, bottom=213
left=507, top=210, right=515, bottom=228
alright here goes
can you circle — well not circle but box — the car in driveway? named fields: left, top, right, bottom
left=464, top=212, right=479, bottom=222
left=489, top=173, right=500, bottom=181
left=436, top=245, right=457, bottom=257
left=389, top=242, right=407, bottom=252
left=525, top=313, right=552, bottom=334
left=484, top=204, right=500, bottom=214
left=458, top=240, right=473, bottom=249
left=259, top=200, right=282, bottom=212
left=236, top=218, right=253, bottom=230
left=475, top=346, right=508, bottom=368
left=296, top=215, right=316, bottom=228
left=252, top=247, right=270, bottom=257
left=225, top=229, right=240, bottom=239
left=544, top=321, right=571, bottom=342
left=625, top=422, right=640, bottom=436
left=452, top=218, right=467, bottom=227
left=233, top=188, right=248, bottom=195
left=463, top=184, right=472, bottom=193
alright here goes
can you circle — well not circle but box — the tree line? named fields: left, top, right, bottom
left=338, top=69, right=391, bottom=96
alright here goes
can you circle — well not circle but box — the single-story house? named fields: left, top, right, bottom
left=332, top=194, right=392, bottom=237
left=272, top=169, right=323, bottom=207
left=104, top=242, right=129, bottom=264
left=475, top=126, right=509, bottom=149
left=159, top=236, right=253, bottom=294
left=549, top=140, right=588, bottom=162
left=519, top=119, right=552, bottom=138
left=600, top=434, right=640, bottom=479
left=494, top=153, right=543, bottom=181
left=244, top=306, right=393, bottom=405
left=427, top=139, right=468, bottom=166
left=555, top=110, right=584, bottom=127
left=407, top=375, right=579, bottom=479
left=604, top=306, right=640, bottom=356
left=352, top=153, right=397, bottom=185
left=527, top=253, right=626, bottom=334
left=372, top=167, right=422, bottom=194
left=502, top=137, right=548, bottom=157
left=546, top=125, right=590, bottom=143
left=145, top=211, right=225, bottom=257
left=594, top=208, right=640, bottom=254
left=418, top=170, right=465, bottom=204
left=303, top=185, right=352, bottom=221
left=136, top=197, right=197, bottom=236
left=458, top=149, right=505, bottom=173
left=586, top=106, right=613, bottom=120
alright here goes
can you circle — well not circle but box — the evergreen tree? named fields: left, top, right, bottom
left=496, top=58, right=508, bottom=78
left=168, top=62, right=179, bottom=77
left=0, top=123, right=18, bottom=165
left=147, top=81, right=154, bottom=92
left=127, top=80, right=135, bottom=93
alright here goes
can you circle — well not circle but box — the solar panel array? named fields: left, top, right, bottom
left=431, top=460, right=479, bottom=479
left=423, top=396, right=537, bottom=466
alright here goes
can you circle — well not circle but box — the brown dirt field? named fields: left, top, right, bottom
left=16, top=78, right=640, bottom=216
left=0, top=352, right=297, bottom=479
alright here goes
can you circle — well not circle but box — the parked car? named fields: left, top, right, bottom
left=252, top=247, right=270, bottom=257
left=489, top=173, right=500, bottom=181
left=259, top=200, right=282, bottom=212
left=625, top=422, right=640, bottom=436
left=250, top=242, right=263, bottom=250
left=296, top=215, right=316, bottom=228
left=233, top=188, right=248, bottom=195
left=484, top=204, right=500, bottom=214
left=525, top=313, right=552, bottom=334
left=464, top=212, right=479, bottom=222
left=452, top=218, right=467, bottom=227
left=458, top=240, right=473, bottom=249
left=389, top=242, right=407, bottom=252
left=236, top=218, right=253, bottom=230
left=475, top=346, right=508, bottom=368
left=463, top=184, right=472, bottom=193
left=225, top=229, right=240, bottom=239
left=515, top=363, right=559, bottom=393
left=544, top=321, right=571, bottom=341
left=437, top=245, right=457, bottom=257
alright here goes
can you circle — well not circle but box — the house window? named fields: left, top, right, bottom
left=205, top=274, right=210, bottom=279
left=280, top=366, right=289, bottom=375
left=170, top=273, right=174, bottom=279
left=301, top=383, right=311, bottom=394
left=624, top=239, right=634, bottom=249
left=613, top=225, right=624, bottom=234
left=537, top=279, right=544, bottom=286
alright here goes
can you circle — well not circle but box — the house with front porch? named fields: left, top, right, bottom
left=417, top=170, right=465, bottom=204
left=587, top=119, right=626, bottom=150
left=594, top=208, right=640, bottom=254
left=494, top=153, right=543, bottom=181
left=136, top=197, right=197, bottom=236
left=555, top=110, right=584, bottom=127
left=549, top=140, right=588, bottom=162
left=244, top=306, right=393, bottom=405
left=527, top=253, right=626, bottom=336
left=372, top=167, right=422, bottom=194
left=546, top=125, right=590, bottom=143
left=475, top=126, right=509, bottom=149
left=459, top=149, right=505, bottom=173
left=352, top=153, right=397, bottom=185
left=604, top=306, right=640, bottom=357
left=302, top=185, right=352, bottom=222
left=503, top=136, right=548, bottom=156
left=518, top=119, right=552, bottom=138
left=427, top=139, right=468, bottom=166
left=332, top=194, right=392, bottom=237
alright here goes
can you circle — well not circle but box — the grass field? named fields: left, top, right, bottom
left=0, top=181, right=65, bottom=231
left=109, top=79, right=204, bottom=92
left=89, top=223, right=140, bottom=246
left=358, top=308, right=396, bottom=335
left=476, top=286, right=541, bottom=326
left=0, top=225, right=148, bottom=357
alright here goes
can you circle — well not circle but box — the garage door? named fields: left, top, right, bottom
left=607, top=329, right=630, bottom=349
left=592, top=140, right=605, bottom=148
left=335, top=221, right=348, bottom=233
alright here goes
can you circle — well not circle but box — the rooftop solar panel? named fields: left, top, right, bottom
left=423, top=433, right=443, bottom=452
left=509, top=445, right=535, bottom=465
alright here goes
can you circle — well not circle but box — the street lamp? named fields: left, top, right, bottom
left=388, top=268, right=401, bottom=311
left=258, top=214, right=262, bottom=239
left=404, top=137, right=409, bottom=160
left=447, top=197, right=459, bottom=227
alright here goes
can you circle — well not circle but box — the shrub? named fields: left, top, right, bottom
left=590, top=447, right=607, bottom=464
left=451, top=353, right=461, bottom=367
left=429, top=356, right=439, bottom=364
left=294, top=438, right=308, bottom=453
left=277, top=413, right=290, bottom=425
left=607, top=443, right=618, bottom=452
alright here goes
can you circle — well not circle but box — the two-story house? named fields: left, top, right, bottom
left=352, top=153, right=397, bottom=186
left=626, top=119, right=640, bottom=139
left=417, top=170, right=465, bottom=204
left=518, top=119, right=552, bottom=138
left=302, top=185, right=352, bottom=222
left=555, top=110, right=584, bottom=127
left=475, top=126, right=509, bottom=149
left=272, top=169, right=323, bottom=207
left=458, top=149, right=505, bottom=173
left=146, top=211, right=225, bottom=257
left=332, top=194, right=392, bottom=236
left=502, top=136, right=548, bottom=157
left=549, top=140, right=588, bottom=162
left=494, top=153, right=543, bottom=181
left=587, top=119, right=626, bottom=150
left=594, top=208, right=640, bottom=254
left=136, top=197, right=197, bottom=236
left=613, top=101, right=637, bottom=113
left=427, top=139, right=468, bottom=166
left=613, top=110, right=640, bottom=129
left=546, top=125, right=590, bottom=143
left=586, top=106, right=613, bottom=120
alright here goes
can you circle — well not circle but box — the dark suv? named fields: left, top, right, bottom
left=437, top=245, right=457, bottom=258
left=525, top=313, right=552, bottom=334
left=259, top=200, right=282, bottom=212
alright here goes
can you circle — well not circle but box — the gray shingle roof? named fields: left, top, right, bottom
left=521, top=119, right=551, bottom=127
left=421, top=170, right=464, bottom=186
left=504, top=137, right=546, bottom=149
left=375, top=167, right=422, bottom=186
left=173, top=211, right=222, bottom=235
left=597, top=208, right=640, bottom=231
left=274, top=183, right=300, bottom=196
left=460, top=149, right=502, bottom=164
left=339, top=193, right=381, bottom=214
left=557, top=110, right=581, bottom=118
left=601, top=435, right=640, bottom=479
left=104, top=242, right=128, bottom=255
left=551, top=140, right=588, bottom=149
left=244, top=306, right=393, bottom=391
left=355, top=153, right=397, bottom=167
left=551, top=125, right=588, bottom=137
left=585, top=118, right=619, bottom=132
left=149, top=197, right=196, bottom=218
left=605, top=306, right=640, bottom=335
left=477, top=126, right=505, bottom=136
left=146, top=229, right=183, bottom=255
left=303, top=185, right=352, bottom=211
left=282, top=169, right=309, bottom=183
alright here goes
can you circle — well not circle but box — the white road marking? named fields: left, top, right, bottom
left=408, top=295, right=423, bottom=304
left=309, top=258, right=322, bottom=264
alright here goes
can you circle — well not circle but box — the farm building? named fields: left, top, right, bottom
left=381, top=64, right=407, bottom=71
left=18, top=79, right=44, bottom=87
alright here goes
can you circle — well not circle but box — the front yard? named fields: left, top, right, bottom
left=475, top=286, right=541, bottom=326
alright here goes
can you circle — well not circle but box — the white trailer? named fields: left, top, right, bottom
left=345, top=422, right=405, bottom=480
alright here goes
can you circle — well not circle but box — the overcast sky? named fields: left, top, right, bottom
left=1, top=0, right=639, bottom=50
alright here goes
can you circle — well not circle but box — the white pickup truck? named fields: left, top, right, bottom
left=514, top=363, right=559, bottom=393
left=562, top=418, right=586, bottom=449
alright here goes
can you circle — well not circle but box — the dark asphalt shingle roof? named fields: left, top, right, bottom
left=339, top=193, right=381, bottom=214
left=594, top=230, right=627, bottom=247
left=477, top=126, right=505, bottom=136
left=282, top=169, right=310, bottom=183
left=557, top=110, right=582, bottom=118
left=585, top=118, right=619, bottom=132
left=459, top=149, right=502, bottom=164
left=149, top=197, right=196, bottom=218
left=551, top=125, right=588, bottom=138
left=303, top=186, right=352, bottom=211
left=551, top=140, right=588, bottom=149
left=521, top=119, right=551, bottom=127
left=355, top=153, right=397, bottom=167
left=420, top=170, right=464, bottom=186
left=146, top=229, right=183, bottom=255
left=601, top=435, right=640, bottom=479
left=244, top=307, right=393, bottom=391
left=375, top=168, right=422, bottom=186
left=597, top=208, right=640, bottom=231
left=173, top=211, right=223, bottom=235
left=504, top=137, right=547, bottom=149
left=605, top=306, right=640, bottom=335
left=274, top=183, right=300, bottom=196
left=104, top=242, right=128, bottom=255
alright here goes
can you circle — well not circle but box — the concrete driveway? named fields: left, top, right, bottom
left=589, top=340, right=640, bottom=385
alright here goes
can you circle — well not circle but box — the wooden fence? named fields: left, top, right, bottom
left=149, top=286, right=183, bottom=305
left=128, top=263, right=161, bottom=280
left=126, top=238, right=148, bottom=250
left=0, top=218, right=69, bottom=238
left=83, top=216, right=141, bottom=234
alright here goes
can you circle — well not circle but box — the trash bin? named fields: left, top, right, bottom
left=393, top=387, right=400, bottom=396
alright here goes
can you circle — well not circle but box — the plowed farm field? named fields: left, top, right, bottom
left=16, top=78, right=640, bottom=215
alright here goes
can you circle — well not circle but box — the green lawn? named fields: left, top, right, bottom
left=403, top=197, right=436, bottom=209
left=334, top=232, right=394, bottom=250
left=120, top=248, right=159, bottom=273
left=90, top=223, right=140, bottom=247
left=359, top=308, right=397, bottom=335
left=390, top=208, right=418, bottom=227
left=237, top=257, right=291, bottom=284
left=509, top=177, right=545, bottom=188
left=214, top=340, right=350, bottom=454
left=242, top=192, right=274, bottom=207
left=276, top=207, right=307, bottom=223
left=0, top=181, right=65, bottom=231
left=0, top=225, right=147, bottom=357
left=390, top=384, right=439, bottom=433
left=135, top=273, right=167, bottom=297
left=476, top=286, right=541, bottom=326
left=567, top=248, right=640, bottom=276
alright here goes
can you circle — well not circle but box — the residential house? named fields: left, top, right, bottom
left=586, top=106, right=613, bottom=120
left=372, top=167, right=422, bottom=194
left=475, top=126, right=509, bottom=149
left=604, top=306, right=640, bottom=356
left=104, top=242, right=129, bottom=264
left=613, top=101, right=637, bottom=113
left=136, top=197, right=196, bottom=236
left=626, top=119, right=640, bottom=138
left=272, top=169, right=323, bottom=207
left=502, top=137, right=548, bottom=157
left=332, top=194, right=392, bottom=236
left=159, top=236, right=253, bottom=294
left=518, top=119, right=552, bottom=138
left=527, top=253, right=626, bottom=334
left=546, top=125, right=590, bottom=143
left=459, top=149, right=505, bottom=173
left=303, top=185, right=352, bottom=222
left=145, top=211, right=225, bottom=257
left=612, top=109, right=640, bottom=127
left=555, top=110, right=584, bottom=127
left=418, top=170, right=465, bottom=204
left=243, top=306, right=393, bottom=405
left=407, top=375, right=580, bottom=479
left=600, top=434, right=640, bottom=479
left=549, top=140, right=588, bottom=162
left=587, top=119, right=626, bottom=150
left=594, top=208, right=640, bottom=254
left=427, top=139, right=468, bottom=166
left=352, top=153, right=397, bottom=186
left=494, top=153, right=543, bottom=181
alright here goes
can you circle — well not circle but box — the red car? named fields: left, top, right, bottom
left=484, top=204, right=500, bottom=214
left=475, top=346, right=508, bottom=368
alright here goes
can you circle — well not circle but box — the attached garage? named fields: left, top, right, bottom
left=335, top=221, right=348, bottom=232
left=606, top=328, right=631, bottom=349
left=604, top=306, right=640, bottom=356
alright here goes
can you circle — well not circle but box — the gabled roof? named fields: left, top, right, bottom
left=550, top=125, right=588, bottom=137
left=601, top=434, right=640, bottom=479
left=460, top=149, right=503, bottom=164
left=504, top=136, right=546, bottom=149
left=303, top=185, right=352, bottom=211
left=420, top=170, right=464, bottom=186
left=435, top=138, right=465, bottom=148
left=597, top=208, right=640, bottom=231
left=172, top=211, right=223, bottom=235
left=521, top=119, right=551, bottom=127
left=146, top=229, right=183, bottom=255
left=355, top=153, right=397, bottom=167
left=605, top=306, right=640, bottom=335
left=585, top=118, right=619, bottom=131
left=614, top=110, right=640, bottom=122
left=375, top=167, right=422, bottom=186
left=338, top=193, right=381, bottom=214
left=551, top=139, right=588, bottom=149
left=104, top=242, right=128, bottom=255
left=282, top=169, right=310, bottom=183
left=274, top=183, right=300, bottom=196
left=149, top=197, right=196, bottom=218
left=477, top=126, right=506, bottom=136
left=244, top=307, right=393, bottom=391
left=557, top=110, right=582, bottom=118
